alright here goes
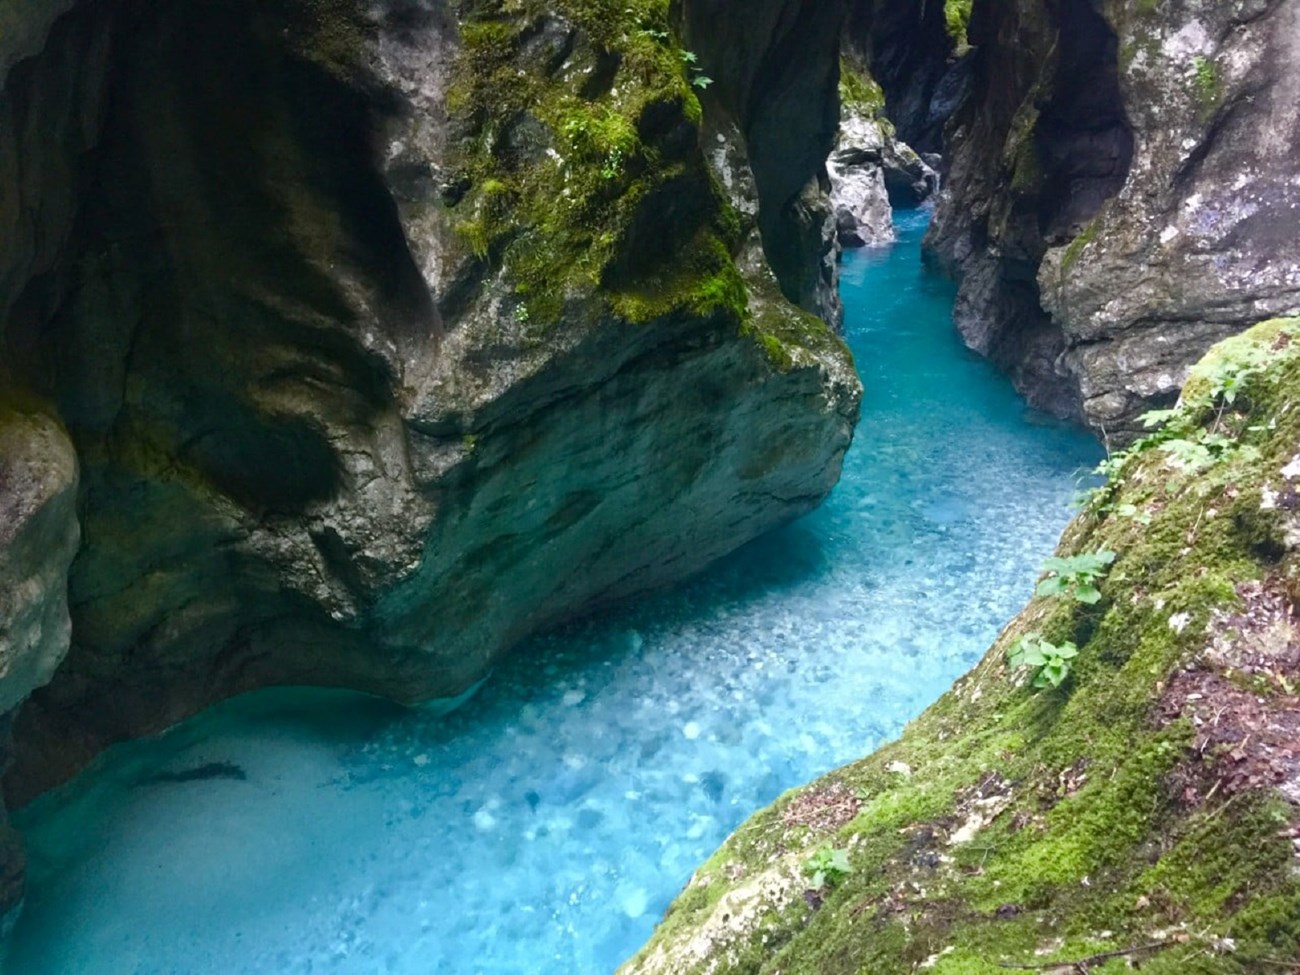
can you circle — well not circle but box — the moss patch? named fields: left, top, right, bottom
left=1060, top=215, right=1102, bottom=272
left=945, top=0, right=973, bottom=52
left=620, top=321, right=1300, bottom=974
left=444, top=0, right=746, bottom=329
left=1191, top=55, right=1222, bottom=119
left=838, top=59, right=886, bottom=120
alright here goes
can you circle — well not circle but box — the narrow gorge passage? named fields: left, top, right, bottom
left=5, top=212, right=1099, bottom=975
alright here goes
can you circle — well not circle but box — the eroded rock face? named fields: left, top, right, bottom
left=829, top=111, right=937, bottom=249
left=0, top=406, right=78, bottom=927
left=0, top=0, right=860, bottom=815
left=844, top=0, right=965, bottom=154
left=925, top=0, right=1300, bottom=436
left=1041, top=0, right=1300, bottom=434
left=677, top=0, right=848, bottom=325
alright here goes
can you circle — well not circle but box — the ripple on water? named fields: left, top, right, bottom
left=7, top=209, right=1100, bottom=975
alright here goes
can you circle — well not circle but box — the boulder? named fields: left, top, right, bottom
left=828, top=110, right=937, bottom=249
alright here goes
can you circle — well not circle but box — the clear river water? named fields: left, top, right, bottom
left=5, top=210, right=1100, bottom=975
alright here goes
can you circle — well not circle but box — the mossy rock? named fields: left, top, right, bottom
left=620, top=323, right=1300, bottom=974
left=440, top=0, right=845, bottom=373
left=839, top=59, right=886, bottom=120
left=446, top=0, right=732, bottom=324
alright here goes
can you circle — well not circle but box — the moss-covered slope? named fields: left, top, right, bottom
left=621, top=320, right=1300, bottom=975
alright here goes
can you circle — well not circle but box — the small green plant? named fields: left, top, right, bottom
left=944, top=0, right=973, bottom=48
left=803, top=846, right=853, bottom=891
left=1035, top=549, right=1116, bottom=604
left=1112, top=502, right=1151, bottom=525
left=1202, top=344, right=1268, bottom=408
left=561, top=109, right=639, bottom=182
left=678, top=49, right=713, bottom=89
left=1007, top=634, right=1079, bottom=689
left=1191, top=55, right=1220, bottom=109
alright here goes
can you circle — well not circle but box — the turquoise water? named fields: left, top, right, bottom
left=5, top=211, right=1099, bottom=975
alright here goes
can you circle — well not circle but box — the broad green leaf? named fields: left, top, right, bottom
left=1139, top=408, right=1180, bottom=429
left=1074, top=583, right=1101, bottom=604
left=1036, top=577, right=1066, bottom=598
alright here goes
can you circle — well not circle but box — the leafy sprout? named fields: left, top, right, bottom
left=1007, top=634, right=1079, bottom=689
left=803, top=846, right=853, bottom=891
left=1035, top=550, right=1116, bottom=604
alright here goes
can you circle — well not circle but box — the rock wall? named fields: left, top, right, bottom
left=676, top=0, right=847, bottom=325
left=0, top=0, right=860, bottom=922
left=925, top=0, right=1300, bottom=436
left=620, top=319, right=1300, bottom=974
left=844, top=0, right=966, bottom=154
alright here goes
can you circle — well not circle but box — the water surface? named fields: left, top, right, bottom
left=7, top=211, right=1099, bottom=975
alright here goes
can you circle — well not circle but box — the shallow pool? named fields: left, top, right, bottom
left=6, top=210, right=1100, bottom=975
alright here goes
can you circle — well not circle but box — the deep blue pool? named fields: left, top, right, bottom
left=5, top=210, right=1100, bottom=975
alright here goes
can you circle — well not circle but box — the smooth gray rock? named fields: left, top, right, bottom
left=828, top=114, right=896, bottom=247
left=0, top=406, right=77, bottom=929
left=0, top=406, right=78, bottom=716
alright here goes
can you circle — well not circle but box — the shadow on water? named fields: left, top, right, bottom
left=7, top=209, right=1100, bottom=975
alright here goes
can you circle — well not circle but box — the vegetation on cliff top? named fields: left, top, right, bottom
left=444, top=0, right=744, bottom=327
left=437, top=0, right=847, bottom=372
left=620, top=320, right=1300, bottom=975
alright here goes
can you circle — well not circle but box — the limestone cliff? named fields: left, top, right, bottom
left=0, top=0, right=860, bottom=923
left=844, top=0, right=970, bottom=156
left=923, top=0, right=1300, bottom=436
left=620, top=319, right=1300, bottom=974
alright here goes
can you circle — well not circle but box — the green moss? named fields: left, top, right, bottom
left=1061, top=216, right=1102, bottom=272
left=741, top=273, right=852, bottom=375
left=1001, top=98, right=1046, bottom=201
left=945, top=0, right=973, bottom=51
left=275, top=0, right=373, bottom=84
left=621, top=322, right=1300, bottom=974
left=838, top=60, right=885, bottom=118
left=443, top=0, right=756, bottom=330
left=1192, top=55, right=1221, bottom=117
left=1009, top=130, right=1043, bottom=194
